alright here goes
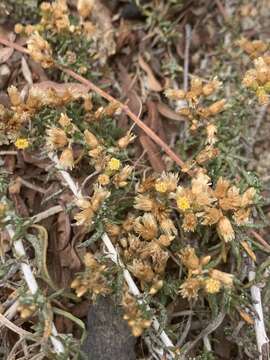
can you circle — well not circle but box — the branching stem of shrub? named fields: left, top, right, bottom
left=48, top=153, right=175, bottom=358
left=6, top=226, right=65, bottom=354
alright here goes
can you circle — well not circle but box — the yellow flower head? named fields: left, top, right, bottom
left=176, top=196, right=190, bottom=211
left=108, top=157, right=121, bottom=171
left=155, top=181, right=168, bottom=193
left=15, top=138, right=29, bottom=150
left=204, top=278, right=221, bottom=294
left=98, top=174, right=110, bottom=186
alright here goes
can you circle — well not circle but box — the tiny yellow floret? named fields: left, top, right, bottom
left=98, top=174, right=110, bottom=186
left=204, top=278, right=221, bottom=294
left=15, top=138, right=29, bottom=150
left=108, top=158, right=121, bottom=171
left=176, top=196, right=190, bottom=211
left=155, top=181, right=168, bottom=193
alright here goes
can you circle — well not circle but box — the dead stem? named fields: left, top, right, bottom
left=0, top=312, right=33, bottom=338
left=248, top=261, right=269, bottom=360
left=183, top=24, right=192, bottom=93
left=32, top=205, right=63, bottom=223
left=5, top=225, right=65, bottom=354
left=181, top=311, right=225, bottom=357
left=17, top=177, right=47, bottom=194
left=251, top=230, right=270, bottom=253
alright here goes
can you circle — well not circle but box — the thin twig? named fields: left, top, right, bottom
left=177, top=312, right=192, bottom=347
left=32, top=205, right=63, bottom=223
left=183, top=24, right=192, bottom=93
left=214, top=0, right=228, bottom=21
left=0, top=312, right=34, bottom=338
left=251, top=105, right=268, bottom=150
left=182, top=311, right=225, bottom=356
left=1, top=300, right=19, bottom=324
left=6, top=225, right=65, bottom=354
left=248, top=261, right=269, bottom=360
left=250, top=230, right=270, bottom=253
left=81, top=170, right=100, bottom=194
left=17, top=177, right=47, bottom=194
left=203, top=335, right=212, bottom=352
left=0, top=151, right=18, bottom=155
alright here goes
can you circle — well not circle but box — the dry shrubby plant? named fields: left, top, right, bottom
left=0, top=0, right=269, bottom=359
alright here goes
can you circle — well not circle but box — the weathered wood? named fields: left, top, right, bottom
left=83, top=297, right=136, bottom=360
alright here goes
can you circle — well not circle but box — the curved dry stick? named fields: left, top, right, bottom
left=181, top=311, right=225, bottom=357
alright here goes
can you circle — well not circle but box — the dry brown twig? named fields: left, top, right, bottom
left=250, top=230, right=270, bottom=253
left=0, top=312, right=34, bottom=338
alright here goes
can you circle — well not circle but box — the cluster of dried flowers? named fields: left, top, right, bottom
left=0, top=84, right=83, bottom=145
left=1, top=77, right=258, bottom=337
left=71, top=253, right=110, bottom=298
left=239, top=38, right=270, bottom=104
left=165, top=77, right=226, bottom=171
left=105, top=169, right=255, bottom=305
left=14, top=0, right=96, bottom=72
left=179, top=246, right=234, bottom=299
left=122, top=290, right=152, bottom=337
left=175, top=174, right=255, bottom=241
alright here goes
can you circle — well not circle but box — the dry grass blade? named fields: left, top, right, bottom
left=0, top=312, right=34, bottom=338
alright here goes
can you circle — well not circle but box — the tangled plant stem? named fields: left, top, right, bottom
left=49, top=152, right=175, bottom=357
left=6, top=226, right=65, bottom=355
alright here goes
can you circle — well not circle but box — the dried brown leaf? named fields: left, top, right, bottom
left=91, top=0, right=116, bottom=61
left=21, top=56, right=33, bottom=85
left=10, top=194, right=29, bottom=217
left=57, top=212, right=71, bottom=251
left=138, top=55, right=163, bottom=92
left=57, top=212, right=81, bottom=271
left=139, top=135, right=166, bottom=173
left=146, top=101, right=167, bottom=142
left=0, top=46, right=14, bottom=64
left=157, top=102, right=186, bottom=121
left=118, top=63, right=141, bottom=114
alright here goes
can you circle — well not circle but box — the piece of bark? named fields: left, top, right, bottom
left=83, top=297, right=136, bottom=360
